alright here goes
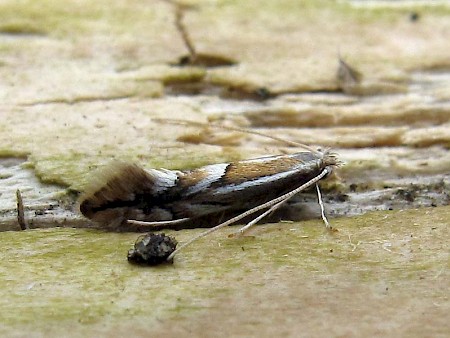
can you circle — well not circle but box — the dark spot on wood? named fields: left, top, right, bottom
left=127, top=233, right=178, bottom=266
left=409, top=12, right=419, bottom=22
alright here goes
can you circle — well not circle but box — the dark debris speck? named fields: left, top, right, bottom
left=127, top=233, right=177, bottom=266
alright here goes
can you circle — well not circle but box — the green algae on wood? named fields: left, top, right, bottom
left=1, top=206, right=448, bottom=336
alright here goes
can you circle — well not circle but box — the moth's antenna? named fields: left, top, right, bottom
left=153, top=118, right=322, bottom=155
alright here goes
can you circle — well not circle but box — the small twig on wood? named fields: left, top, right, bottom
left=16, top=189, right=29, bottom=230
left=174, top=3, right=197, bottom=62
left=163, top=0, right=197, bottom=63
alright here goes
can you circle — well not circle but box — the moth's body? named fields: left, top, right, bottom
left=79, top=151, right=338, bottom=230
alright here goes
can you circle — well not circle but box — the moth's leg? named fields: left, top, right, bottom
left=231, top=196, right=290, bottom=237
left=316, top=183, right=331, bottom=229
left=127, top=218, right=191, bottom=227
left=233, top=182, right=332, bottom=236
left=166, top=168, right=331, bottom=261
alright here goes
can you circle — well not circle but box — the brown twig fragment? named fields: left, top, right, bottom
left=163, top=0, right=197, bottom=63
left=16, top=189, right=29, bottom=230
left=163, top=0, right=236, bottom=68
left=174, top=3, right=197, bottom=62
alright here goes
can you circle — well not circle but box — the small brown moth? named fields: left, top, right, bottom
left=78, top=119, right=340, bottom=264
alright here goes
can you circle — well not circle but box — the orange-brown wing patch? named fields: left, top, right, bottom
left=223, top=157, right=302, bottom=184
left=178, top=167, right=211, bottom=187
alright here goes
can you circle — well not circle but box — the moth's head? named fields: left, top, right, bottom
left=317, top=150, right=342, bottom=180
left=320, top=150, right=342, bottom=168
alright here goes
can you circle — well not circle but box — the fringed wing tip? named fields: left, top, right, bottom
left=78, top=161, right=152, bottom=220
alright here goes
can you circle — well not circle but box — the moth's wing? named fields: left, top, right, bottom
left=171, top=152, right=332, bottom=217
left=78, top=161, right=178, bottom=228
left=169, top=163, right=232, bottom=218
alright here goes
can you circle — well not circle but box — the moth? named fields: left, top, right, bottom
left=78, top=120, right=340, bottom=263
